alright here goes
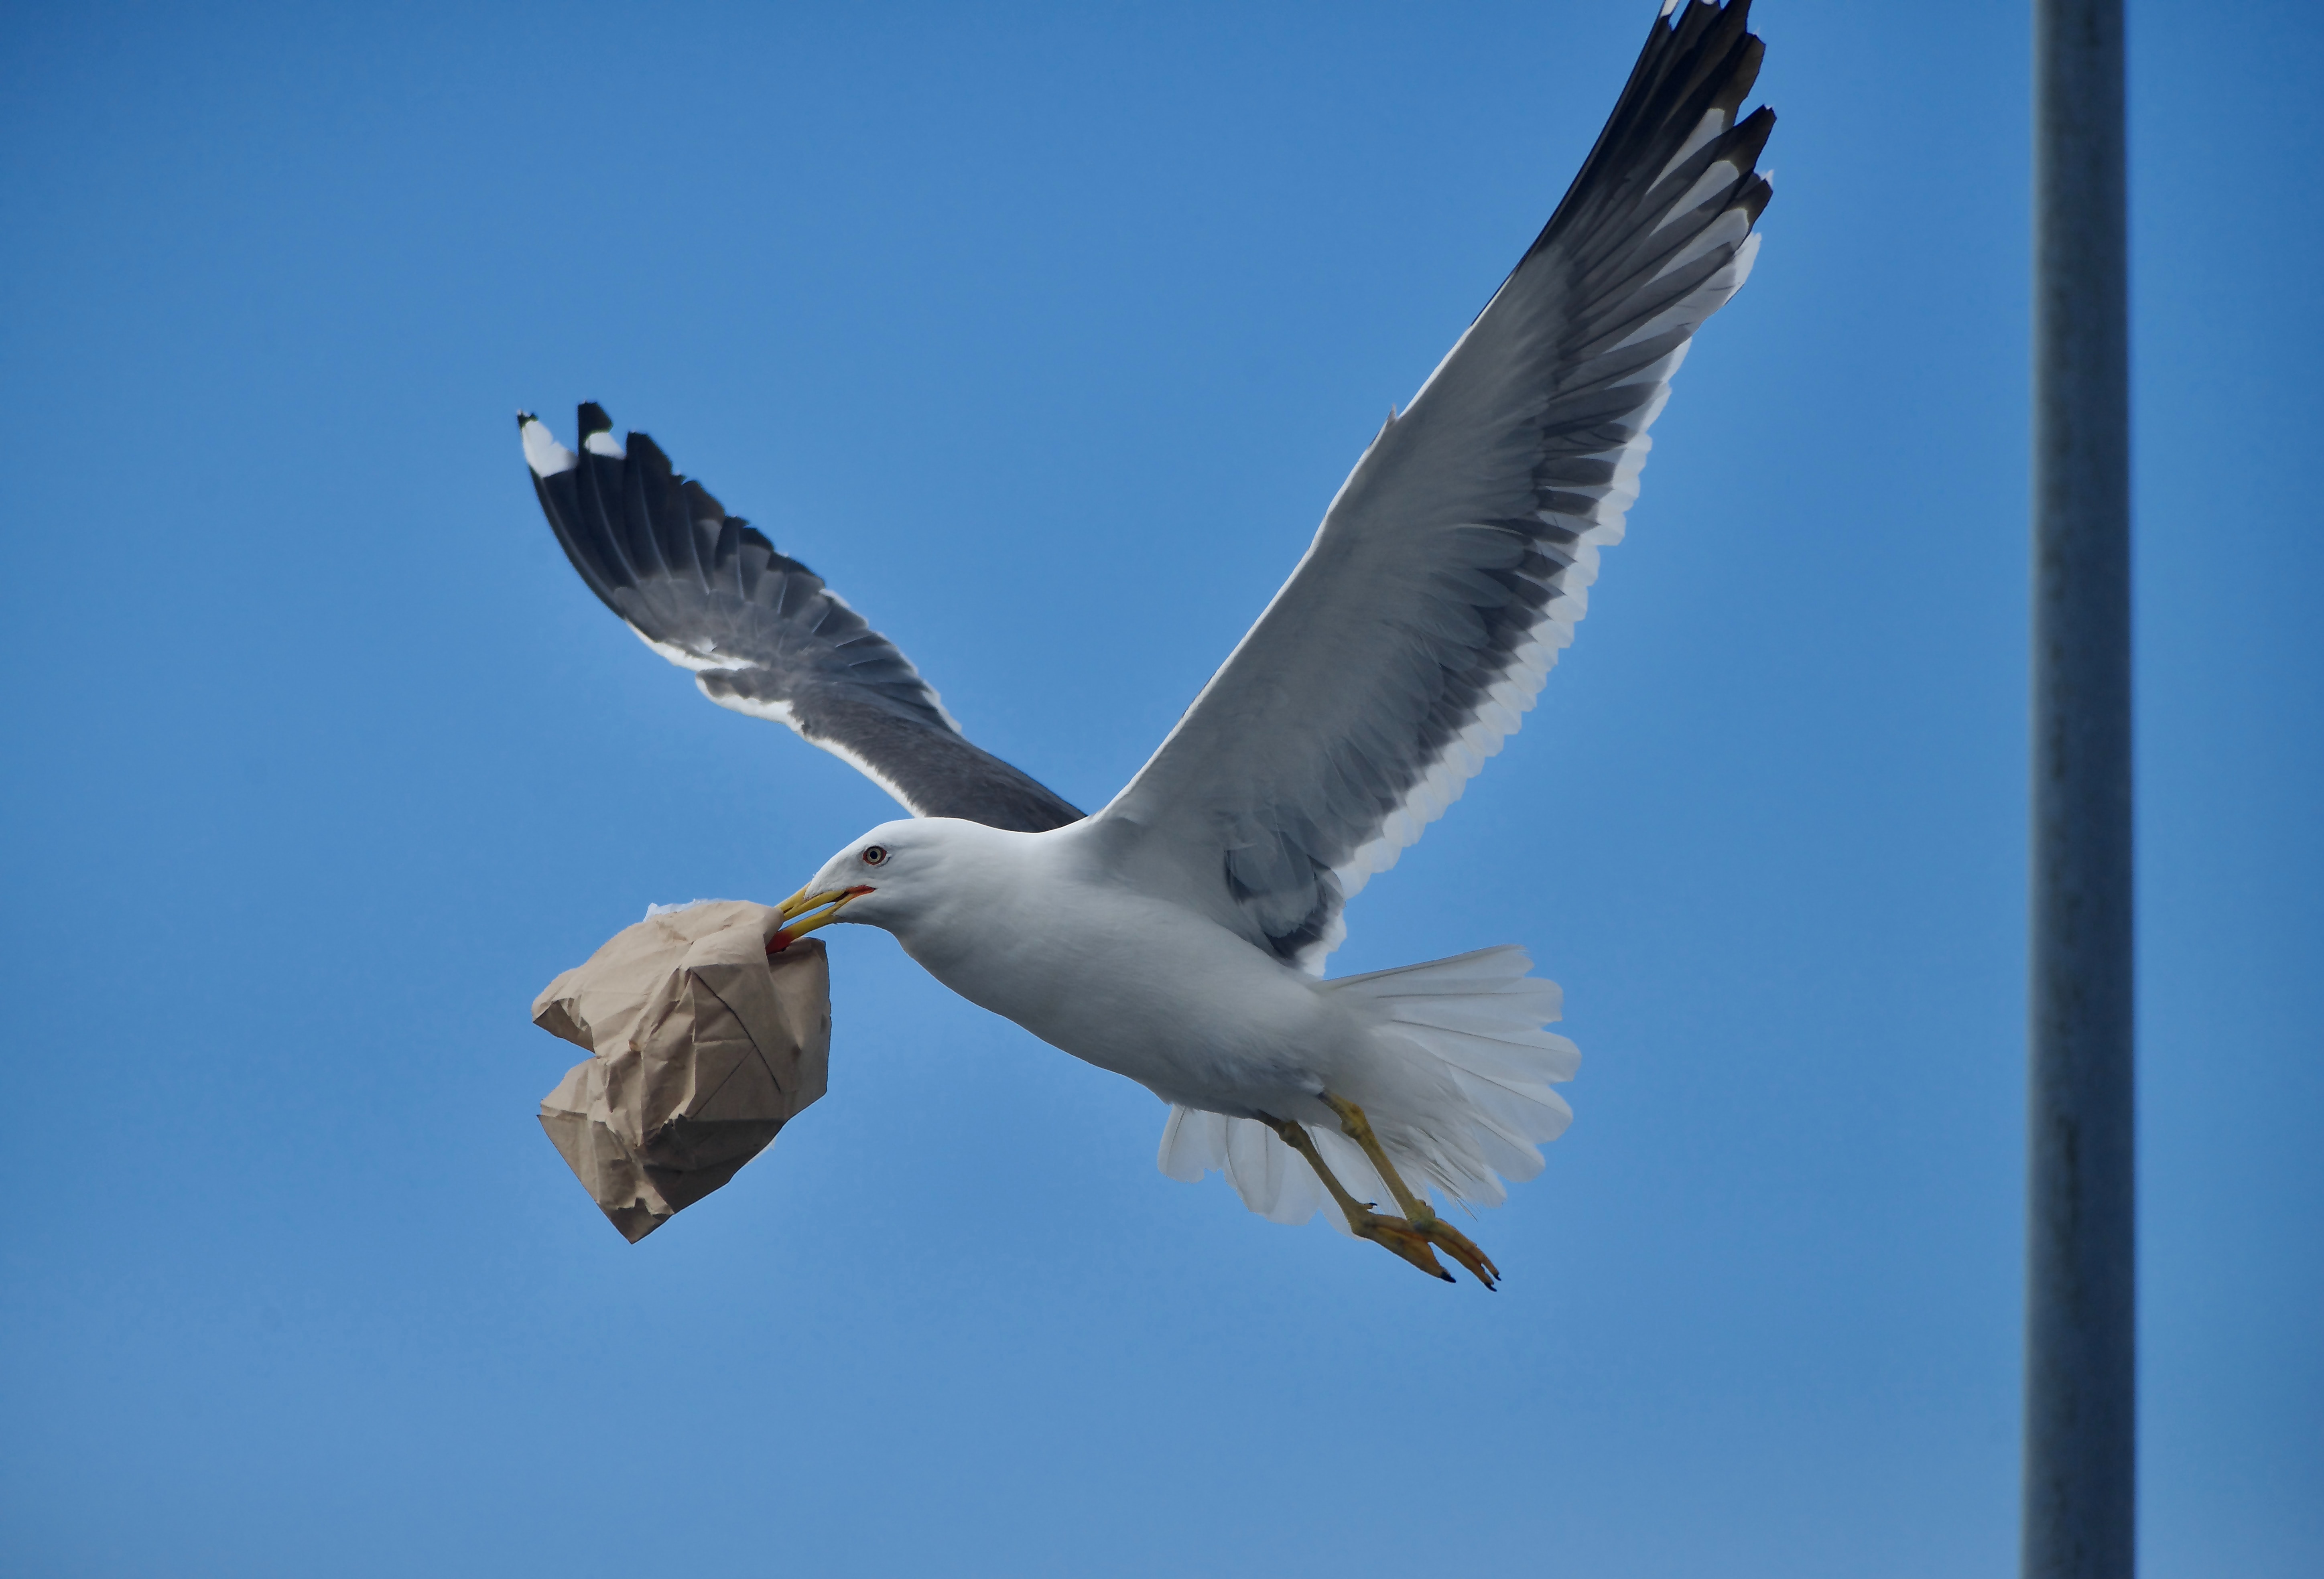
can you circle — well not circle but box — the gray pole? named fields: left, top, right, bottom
left=2026, top=1, right=2135, bottom=1576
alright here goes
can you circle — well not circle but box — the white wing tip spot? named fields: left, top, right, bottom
left=520, top=415, right=578, bottom=477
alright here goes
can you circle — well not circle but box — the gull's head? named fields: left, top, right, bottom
left=772, top=818, right=950, bottom=949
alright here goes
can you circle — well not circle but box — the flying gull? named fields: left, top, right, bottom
left=522, top=0, right=1773, bottom=1285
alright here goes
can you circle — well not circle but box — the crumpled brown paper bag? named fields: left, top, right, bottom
left=532, top=901, right=830, bottom=1242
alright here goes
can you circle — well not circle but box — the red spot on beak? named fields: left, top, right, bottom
left=768, top=886, right=877, bottom=954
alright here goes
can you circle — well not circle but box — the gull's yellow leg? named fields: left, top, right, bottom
left=1320, top=1094, right=1500, bottom=1290
left=1259, top=1115, right=1454, bottom=1283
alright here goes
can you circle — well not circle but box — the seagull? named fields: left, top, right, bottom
left=522, top=0, right=1772, bottom=1285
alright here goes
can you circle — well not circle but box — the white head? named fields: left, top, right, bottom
left=771, top=818, right=993, bottom=950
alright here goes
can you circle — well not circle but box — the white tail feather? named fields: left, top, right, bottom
left=1155, top=945, right=1578, bottom=1225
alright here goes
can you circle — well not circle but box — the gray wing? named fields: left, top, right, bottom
left=523, top=404, right=1082, bottom=832
left=1093, top=0, right=1773, bottom=968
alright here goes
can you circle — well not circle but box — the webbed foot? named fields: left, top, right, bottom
left=1403, top=1212, right=1498, bottom=1289
left=1348, top=1208, right=1457, bottom=1282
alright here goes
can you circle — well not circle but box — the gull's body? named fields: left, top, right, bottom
left=862, top=820, right=1356, bottom=1117
left=816, top=818, right=1527, bottom=1152
left=522, top=0, right=1774, bottom=1280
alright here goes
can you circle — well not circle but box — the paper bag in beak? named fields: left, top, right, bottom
left=531, top=900, right=831, bottom=1242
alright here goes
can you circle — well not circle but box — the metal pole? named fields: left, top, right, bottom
left=2026, top=1, right=2135, bottom=1576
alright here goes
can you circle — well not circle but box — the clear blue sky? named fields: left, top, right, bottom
left=3, top=3, right=2316, bottom=1574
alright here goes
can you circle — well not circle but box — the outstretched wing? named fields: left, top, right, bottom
left=523, top=404, right=1082, bottom=832
left=1095, top=0, right=1773, bottom=968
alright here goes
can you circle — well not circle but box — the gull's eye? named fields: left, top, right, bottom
left=860, top=845, right=888, bottom=867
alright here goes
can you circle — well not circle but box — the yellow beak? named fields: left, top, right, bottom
left=770, top=883, right=872, bottom=951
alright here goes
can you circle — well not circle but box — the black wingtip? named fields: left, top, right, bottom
left=578, top=401, right=613, bottom=436
left=627, top=430, right=671, bottom=471
left=516, top=409, right=536, bottom=428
